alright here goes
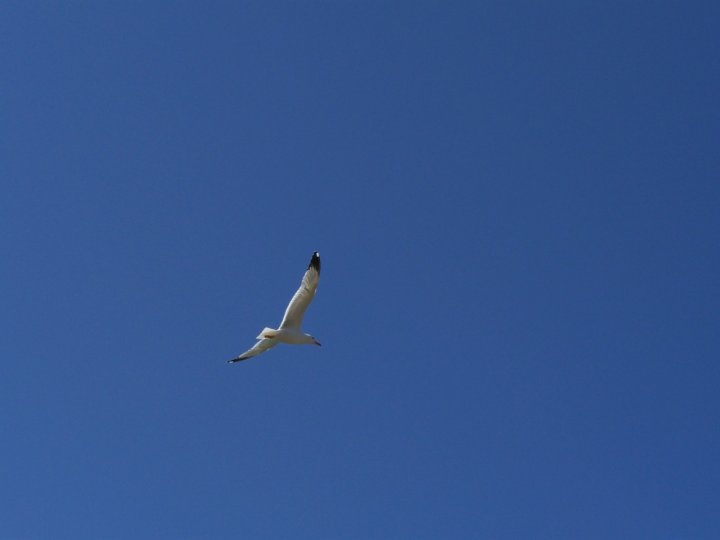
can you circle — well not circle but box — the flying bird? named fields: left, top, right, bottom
left=228, top=252, right=322, bottom=363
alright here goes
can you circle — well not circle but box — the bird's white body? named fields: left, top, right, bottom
left=256, top=327, right=318, bottom=345
left=229, top=252, right=322, bottom=363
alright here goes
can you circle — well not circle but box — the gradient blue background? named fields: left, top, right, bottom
left=2, top=2, right=719, bottom=538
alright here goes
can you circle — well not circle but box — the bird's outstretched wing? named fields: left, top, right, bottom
left=279, top=252, right=321, bottom=329
left=228, top=338, right=278, bottom=363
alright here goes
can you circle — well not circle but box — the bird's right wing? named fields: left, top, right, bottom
left=278, top=252, right=321, bottom=329
left=228, top=338, right=278, bottom=363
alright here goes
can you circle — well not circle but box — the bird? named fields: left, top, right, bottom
left=228, top=252, right=322, bottom=363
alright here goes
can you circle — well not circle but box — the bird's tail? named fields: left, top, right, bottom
left=256, top=327, right=278, bottom=340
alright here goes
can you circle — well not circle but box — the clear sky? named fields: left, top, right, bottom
left=1, top=2, right=719, bottom=539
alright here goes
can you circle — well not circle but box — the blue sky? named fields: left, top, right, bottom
left=1, top=2, right=719, bottom=538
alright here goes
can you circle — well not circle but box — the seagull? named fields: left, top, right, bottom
left=228, top=252, right=322, bottom=363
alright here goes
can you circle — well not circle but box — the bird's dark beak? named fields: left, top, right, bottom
left=315, top=340, right=322, bottom=347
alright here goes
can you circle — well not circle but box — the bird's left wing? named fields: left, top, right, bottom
left=278, top=252, right=321, bottom=329
left=228, top=338, right=278, bottom=363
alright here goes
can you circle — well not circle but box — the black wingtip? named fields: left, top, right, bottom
left=308, top=251, right=321, bottom=274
